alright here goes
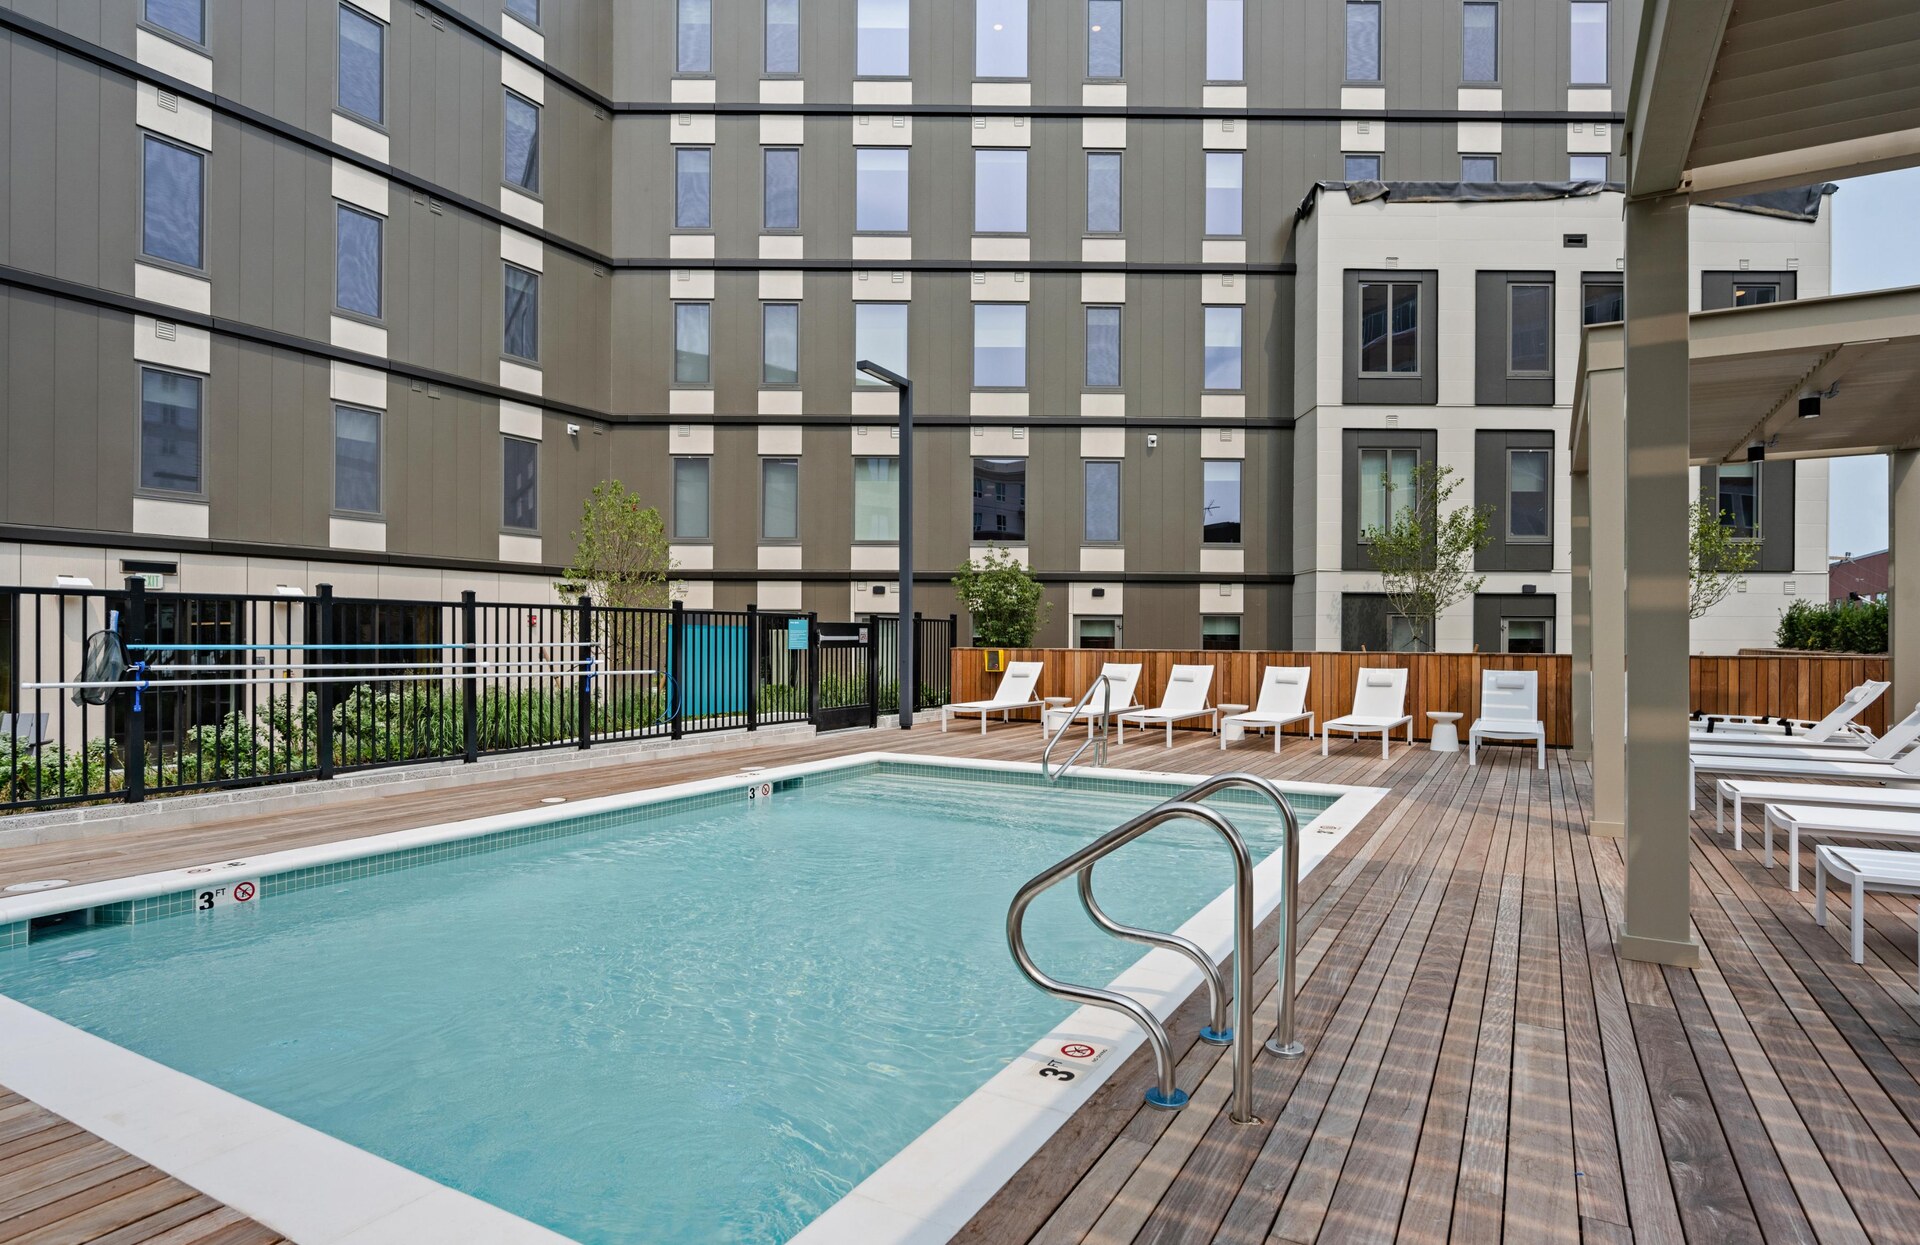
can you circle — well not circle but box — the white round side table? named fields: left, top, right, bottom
left=1427, top=711, right=1463, bottom=753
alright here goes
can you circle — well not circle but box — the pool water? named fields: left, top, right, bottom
left=0, top=765, right=1325, bottom=1244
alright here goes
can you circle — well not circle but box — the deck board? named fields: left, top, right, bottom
left=5, top=721, right=1920, bottom=1242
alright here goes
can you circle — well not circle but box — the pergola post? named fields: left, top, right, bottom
left=1587, top=367, right=1627, bottom=839
left=1570, top=468, right=1593, bottom=761
left=1893, top=450, right=1920, bottom=717
left=1618, top=191, right=1700, bottom=968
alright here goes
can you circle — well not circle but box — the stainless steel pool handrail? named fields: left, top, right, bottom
left=1042, top=675, right=1114, bottom=781
left=1007, top=799, right=1258, bottom=1123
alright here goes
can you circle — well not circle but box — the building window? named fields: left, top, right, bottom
left=854, top=303, right=908, bottom=383
left=972, top=458, right=1026, bottom=541
left=857, top=0, right=910, bottom=76
left=1569, top=154, right=1607, bottom=182
left=1359, top=447, right=1418, bottom=535
left=673, top=457, right=711, bottom=540
left=504, top=90, right=541, bottom=192
left=1346, top=0, right=1381, bottom=81
left=762, top=458, right=799, bottom=540
left=1204, top=152, right=1243, bottom=236
left=1507, top=282, right=1552, bottom=377
left=1463, top=2, right=1497, bottom=82
left=506, top=0, right=540, bottom=25
left=764, top=148, right=800, bottom=230
left=146, top=0, right=205, bottom=45
left=977, top=0, right=1028, bottom=78
left=1717, top=463, right=1760, bottom=539
left=1582, top=280, right=1623, bottom=324
left=975, top=149, right=1029, bottom=234
left=333, top=405, right=381, bottom=515
left=1085, top=306, right=1121, bottom=388
left=1502, top=618, right=1551, bottom=654
left=974, top=304, right=1027, bottom=388
left=1088, top=0, right=1123, bottom=77
left=1204, top=306, right=1243, bottom=390
left=142, top=135, right=204, bottom=270
left=1087, top=152, right=1122, bottom=233
left=766, top=0, right=800, bottom=73
left=1507, top=448, right=1550, bottom=540
left=1084, top=460, right=1120, bottom=543
left=139, top=367, right=202, bottom=494
left=855, top=148, right=910, bottom=232
left=502, top=436, right=538, bottom=531
left=1570, top=1, right=1606, bottom=84
left=337, top=4, right=384, bottom=125
left=1077, top=618, right=1119, bottom=649
left=503, top=263, right=540, bottom=361
left=1202, top=616, right=1241, bottom=651
left=1206, top=0, right=1243, bottom=81
left=1203, top=461, right=1241, bottom=544
left=336, top=204, right=382, bottom=318
left=1733, top=282, right=1780, bottom=307
left=854, top=457, right=901, bottom=541
left=1461, top=154, right=1498, bottom=181
left=1344, top=153, right=1381, bottom=181
left=763, top=303, right=799, bottom=384
left=678, top=0, right=713, bottom=73
left=676, top=148, right=712, bottom=229
left=674, top=303, right=712, bottom=385
left=1359, top=280, right=1419, bottom=375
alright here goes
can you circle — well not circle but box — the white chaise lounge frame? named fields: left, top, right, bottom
left=1222, top=666, right=1315, bottom=754
left=1469, top=670, right=1545, bottom=769
left=1322, top=668, right=1413, bottom=760
left=941, top=661, right=1046, bottom=734
left=1118, top=664, right=1218, bottom=748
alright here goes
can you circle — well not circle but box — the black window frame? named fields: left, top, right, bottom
left=674, top=301, right=713, bottom=386
left=1581, top=273, right=1623, bottom=325
left=138, top=365, right=206, bottom=498
left=974, top=148, right=1031, bottom=235
left=676, top=146, right=713, bottom=230
left=1202, top=459, right=1242, bottom=546
left=761, top=457, right=800, bottom=542
left=1345, top=0, right=1382, bottom=83
left=1342, top=428, right=1435, bottom=570
left=763, top=147, right=801, bottom=232
left=1085, top=305, right=1122, bottom=389
left=1473, top=270, right=1553, bottom=405
left=1462, top=0, right=1498, bottom=83
left=337, top=2, right=386, bottom=127
left=973, top=303, right=1029, bottom=390
left=1474, top=429, right=1555, bottom=571
left=762, top=302, right=800, bottom=385
left=1203, top=305, right=1244, bottom=392
left=140, top=133, right=206, bottom=273
left=971, top=457, right=1028, bottom=543
left=503, top=89, right=542, bottom=194
left=1086, top=0, right=1123, bottom=79
left=1083, top=459, right=1121, bottom=544
left=673, top=456, right=712, bottom=541
left=678, top=0, right=714, bottom=74
left=1086, top=151, right=1123, bottom=234
left=334, top=202, right=384, bottom=321
left=332, top=403, right=383, bottom=517
left=854, top=147, right=911, bottom=234
left=764, top=0, right=800, bottom=75
left=501, top=435, right=539, bottom=533
left=503, top=262, right=541, bottom=363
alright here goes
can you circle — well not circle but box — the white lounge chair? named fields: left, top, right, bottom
left=1693, top=679, right=1888, bottom=741
left=1690, top=747, right=1920, bottom=793
left=1714, top=779, right=1920, bottom=850
left=1222, top=666, right=1315, bottom=754
left=1763, top=803, right=1920, bottom=891
left=1469, top=671, right=1545, bottom=769
left=1692, top=704, right=1920, bottom=764
left=1322, top=668, right=1413, bottom=759
left=1813, top=844, right=1920, bottom=985
left=1119, top=665, right=1218, bottom=748
left=941, top=661, right=1045, bottom=734
left=1045, top=662, right=1144, bottom=747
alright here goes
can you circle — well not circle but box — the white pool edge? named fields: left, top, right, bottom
left=0, top=751, right=1386, bottom=1245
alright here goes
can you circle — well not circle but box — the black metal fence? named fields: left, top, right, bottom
left=0, top=579, right=954, bottom=814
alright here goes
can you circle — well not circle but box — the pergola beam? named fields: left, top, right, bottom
left=1625, top=0, right=1738, bottom=199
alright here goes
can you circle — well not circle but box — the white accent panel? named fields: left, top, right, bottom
left=133, top=316, right=210, bottom=372
left=330, top=316, right=388, bottom=357
left=671, top=269, right=717, bottom=299
left=1568, top=121, right=1613, bottom=153
left=852, top=115, right=913, bottom=145
left=1202, top=240, right=1246, bottom=263
left=331, top=159, right=390, bottom=215
left=670, top=79, right=716, bottom=105
left=759, top=425, right=804, bottom=456
left=851, top=391, right=900, bottom=417
left=971, top=236, right=1030, bottom=262
left=331, top=361, right=388, bottom=408
left=132, top=498, right=209, bottom=539
left=758, top=545, right=804, bottom=571
left=851, top=236, right=913, bottom=261
left=971, top=117, right=1031, bottom=148
left=756, top=580, right=803, bottom=611
left=1080, top=546, right=1125, bottom=573
left=760, top=115, right=806, bottom=145
left=1082, top=84, right=1127, bottom=107
left=1341, top=87, right=1386, bottom=110
left=1201, top=394, right=1246, bottom=419
left=1458, top=88, right=1503, bottom=111
left=1082, top=238, right=1127, bottom=262
left=851, top=545, right=900, bottom=572
left=1205, top=428, right=1247, bottom=460
left=757, top=390, right=803, bottom=416
left=1201, top=118, right=1247, bottom=151
left=1199, top=583, right=1245, bottom=614
left=969, top=425, right=1028, bottom=454
left=1080, top=426, right=1126, bottom=456
left=1080, top=394, right=1126, bottom=421
left=670, top=234, right=717, bottom=259
left=500, top=15, right=544, bottom=58
left=500, top=187, right=545, bottom=228
left=1458, top=120, right=1503, bottom=153
left=499, top=534, right=543, bottom=563
left=135, top=30, right=212, bottom=90
left=671, top=544, right=714, bottom=571
left=669, top=389, right=716, bottom=415
left=331, top=113, right=390, bottom=162
left=670, top=113, right=717, bottom=145
left=671, top=424, right=716, bottom=455
left=498, top=401, right=543, bottom=440
left=134, top=264, right=210, bottom=314
left=972, top=82, right=1031, bottom=107
left=761, top=79, right=806, bottom=104
left=852, top=81, right=913, bottom=106
left=759, top=270, right=806, bottom=300
left=1080, top=273, right=1126, bottom=303
left=1070, top=582, right=1122, bottom=613
left=1340, top=119, right=1386, bottom=152
left=1200, top=549, right=1245, bottom=575
left=501, top=55, right=545, bottom=104
left=759, top=235, right=806, bottom=260
left=1200, top=274, right=1246, bottom=305
left=970, top=273, right=1030, bottom=301
left=851, top=425, right=901, bottom=456
left=500, top=228, right=544, bottom=272
left=1567, top=88, right=1613, bottom=112
left=350, top=0, right=390, bottom=21
left=676, top=580, right=715, bottom=610
left=1204, top=86, right=1247, bottom=109
left=498, top=360, right=544, bottom=396
left=137, top=81, right=212, bottom=150
left=1082, top=118, right=1128, bottom=148
left=852, top=270, right=912, bottom=300
left=329, top=516, right=388, bottom=552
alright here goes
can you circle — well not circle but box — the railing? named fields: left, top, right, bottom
left=1041, top=675, right=1114, bottom=781
left=1007, top=772, right=1307, bottom=1123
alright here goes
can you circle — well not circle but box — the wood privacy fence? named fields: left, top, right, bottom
left=948, top=650, right=1894, bottom=749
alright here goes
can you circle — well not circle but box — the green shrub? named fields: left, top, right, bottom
left=1776, top=598, right=1888, bottom=652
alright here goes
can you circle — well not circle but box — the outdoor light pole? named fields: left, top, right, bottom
left=856, top=360, right=913, bottom=730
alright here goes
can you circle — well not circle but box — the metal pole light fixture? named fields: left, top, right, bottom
left=855, top=359, right=914, bottom=730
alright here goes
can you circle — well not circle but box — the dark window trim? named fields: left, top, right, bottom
left=1505, top=280, right=1553, bottom=379
left=502, top=261, right=541, bottom=364
left=1342, top=428, right=1436, bottom=570
left=1461, top=0, right=1499, bottom=85
left=972, top=302, right=1030, bottom=391
left=759, top=455, right=801, bottom=543
left=331, top=402, right=384, bottom=518
left=674, top=145, right=714, bottom=231
left=852, top=146, right=911, bottom=235
left=1084, top=303, right=1123, bottom=390
left=1202, top=303, right=1245, bottom=394
left=761, top=146, right=802, bottom=234
left=1343, top=0, right=1383, bottom=84
left=1505, top=445, right=1552, bottom=543
left=1202, top=457, right=1243, bottom=547
left=973, top=147, right=1031, bottom=236
left=500, top=433, right=540, bottom=534
left=671, top=454, right=713, bottom=542
left=139, top=131, right=208, bottom=276
left=1356, top=277, right=1423, bottom=378
left=333, top=201, right=385, bottom=323
left=336, top=1, right=389, bottom=131
left=1082, top=457, right=1122, bottom=545
left=135, top=362, right=208, bottom=502
left=673, top=300, right=714, bottom=388
left=502, top=87, right=543, bottom=197
left=139, top=0, right=208, bottom=51
left=761, top=301, right=801, bottom=387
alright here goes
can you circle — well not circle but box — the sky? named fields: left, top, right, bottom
left=1822, top=167, right=1920, bottom=557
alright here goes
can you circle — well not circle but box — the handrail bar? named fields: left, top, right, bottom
left=1042, top=674, right=1114, bottom=781
left=1076, top=870, right=1235, bottom=1044
left=1008, top=800, right=1257, bottom=1122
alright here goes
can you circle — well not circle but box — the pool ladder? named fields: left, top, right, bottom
left=1041, top=675, right=1117, bottom=782
left=1007, top=773, right=1305, bottom=1125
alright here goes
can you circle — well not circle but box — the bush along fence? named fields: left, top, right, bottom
left=0, top=579, right=956, bottom=814
left=1775, top=598, right=1890, bottom=654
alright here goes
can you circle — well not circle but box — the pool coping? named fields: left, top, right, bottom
left=0, top=751, right=1386, bottom=1245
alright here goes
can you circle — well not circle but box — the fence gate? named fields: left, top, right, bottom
left=812, top=621, right=875, bottom=732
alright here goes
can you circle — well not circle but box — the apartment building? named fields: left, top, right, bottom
left=1, top=0, right=1807, bottom=657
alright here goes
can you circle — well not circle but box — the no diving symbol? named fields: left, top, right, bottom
left=232, top=882, right=257, bottom=903
left=1060, top=1043, right=1096, bottom=1060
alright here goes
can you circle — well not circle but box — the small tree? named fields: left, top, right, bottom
left=1689, top=500, right=1760, bottom=620
left=562, top=481, right=677, bottom=609
left=952, top=545, right=1050, bottom=645
left=1360, top=461, right=1492, bottom=651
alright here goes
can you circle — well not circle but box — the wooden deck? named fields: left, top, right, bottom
left=4, top=724, right=1920, bottom=1243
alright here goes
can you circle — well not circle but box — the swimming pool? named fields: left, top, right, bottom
left=0, top=755, right=1377, bottom=1243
